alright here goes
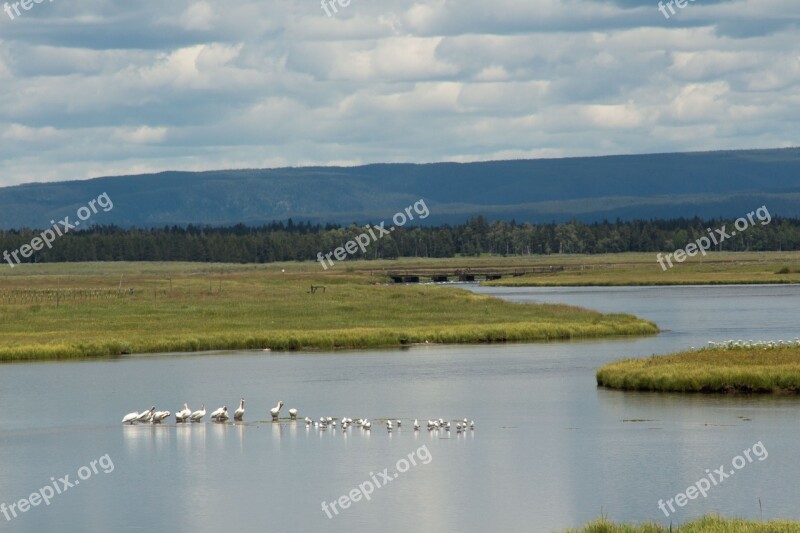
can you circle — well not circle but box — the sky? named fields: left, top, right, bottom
left=0, top=0, right=798, bottom=187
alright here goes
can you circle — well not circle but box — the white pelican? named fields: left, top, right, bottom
left=363, top=420, right=371, bottom=430
left=136, top=407, right=155, bottom=423
left=270, top=401, right=284, bottom=421
left=211, top=406, right=229, bottom=422
left=175, top=404, right=191, bottom=423
left=386, top=420, right=393, bottom=432
left=289, top=408, right=298, bottom=420
left=190, top=404, right=206, bottom=422
left=152, top=410, right=171, bottom=423
left=122, top=411, right=139, bottom=424
left=234, top=399, right=245, bottom=421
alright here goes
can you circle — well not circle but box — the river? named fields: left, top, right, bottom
left=0, top=284, right=797, bottom=532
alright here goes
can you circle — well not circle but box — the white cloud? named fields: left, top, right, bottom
left=0, top=0, right=798, bottom=186
left=180, top=2, right=215, bottom=31
left=111, top=126, right=167, bottom=144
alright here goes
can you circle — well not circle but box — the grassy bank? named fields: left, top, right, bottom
left=564, top=515, right=800, bottom=532
left=597, top=343, right=800, bottom=393
left=479, top=251, right=800, bottom=286
left=0, top=262, right=657, bottom=362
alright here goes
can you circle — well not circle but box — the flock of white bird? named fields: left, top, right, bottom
left=700, top=338, right=800, bottom=350
left=122, top=399, right=475, bottom=433
left=122, top=399, right=295, bottom=424
left=303, top=416, right=475, bottom=433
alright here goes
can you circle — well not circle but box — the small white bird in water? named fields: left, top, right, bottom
left=470, top=420, right=475, bottom=430
left=234, top=399, right=245, bottom=421
left=122, top=411, right=139, bottom=424
left=413, top=419, right=420, bottom=430
left=386, top=420, right=393, bottom=432
left=190, top=404, right=206, bottom=422
left=270, top=401, right=284, bottom=421
left=289, top=408, right=298, bottom=420
left=152, top=410, right=171, bottom=423
left=363, top=420, right=371, bottom=430
left=175, top=404, right=191, bottom=423
left=305, top=417, right=312, bottom=425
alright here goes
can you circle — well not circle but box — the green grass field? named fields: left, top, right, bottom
left=0, top=261, right=657, bottom=362
left=564, top=516, right=800, bottom=532
left=597, top=344, right=800, bottom=393
left=481, top=251, right=800, bottom=286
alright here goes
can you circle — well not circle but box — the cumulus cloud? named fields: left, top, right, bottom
left=0, top=0, right=798, bottom=185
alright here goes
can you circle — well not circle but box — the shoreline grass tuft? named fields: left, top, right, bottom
left=597, top=345, right=800, bottom=394
left=564, top=515, right=800, bottom=532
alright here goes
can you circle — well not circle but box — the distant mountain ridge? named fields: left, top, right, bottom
left=0, top=148, right=799, bottom=229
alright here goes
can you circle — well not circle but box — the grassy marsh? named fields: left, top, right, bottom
left=597, top=345, right=800, bottom=393
left=0, top=262, right=657, bottom=362
left=564, top=516, right=800, bottom=532
left=480, top=251, right=800, bottom=286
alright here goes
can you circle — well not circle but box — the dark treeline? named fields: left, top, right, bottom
left=2, top=216, right=799, bottom=265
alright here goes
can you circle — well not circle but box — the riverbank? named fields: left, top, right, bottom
left=597, top=342, right=800, bottom=393
left=565, top=516, right=800, bottom=532
left=0, top=262, right=657, bottom=362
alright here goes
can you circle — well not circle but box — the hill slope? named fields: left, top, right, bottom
left=1, top=148, right=799, bottom=229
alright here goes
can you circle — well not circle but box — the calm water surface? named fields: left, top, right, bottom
left=0, top=284, right=798, bottom=532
